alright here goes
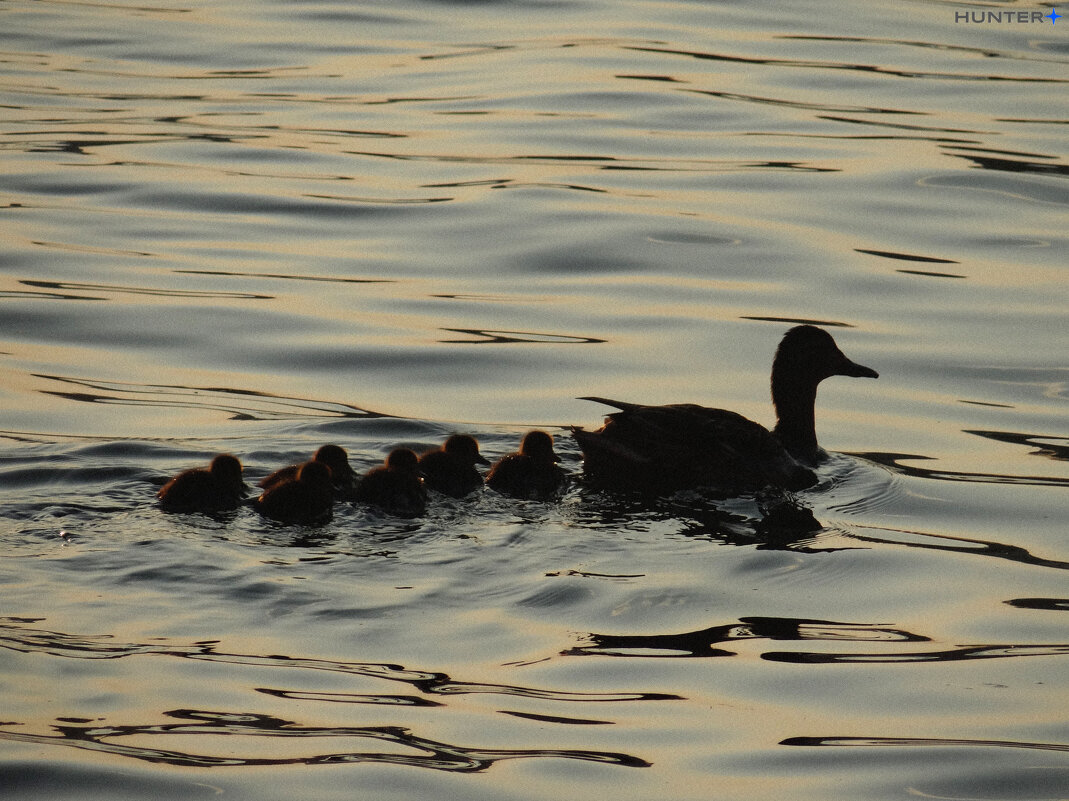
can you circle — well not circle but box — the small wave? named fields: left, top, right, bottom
left=33, top=374, right=389, bottom=421
left=0, top=708, right=651, bottom=771
left=764, top=643, right=1069, bottom=664
left=781, top=735, right=1069, bottom=753
left=565, top=616, right=928, bottom=658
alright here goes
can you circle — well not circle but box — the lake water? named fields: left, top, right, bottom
left=1, top=0, right=1067, bottom=798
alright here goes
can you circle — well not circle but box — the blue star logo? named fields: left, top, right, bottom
left=1047, top=7, right=1062, bottom=24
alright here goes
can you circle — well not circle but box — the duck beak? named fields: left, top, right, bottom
left=836, top=352, right=879, bottom=379
left=477, top=454, right=491, bottom=465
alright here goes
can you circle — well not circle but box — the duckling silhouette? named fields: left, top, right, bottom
left=157, top=453, right=246, bottom=513
left=486, top=430, right=567, bottom=500
left=259, top=444, right=356, bottom=495
left=572, top=325, right=878, bottom=493
left=418, top=434, right=489, bottom=497
left=254, top=460, right=334, bottom=526
left=354, top=448, right=427, bottom=517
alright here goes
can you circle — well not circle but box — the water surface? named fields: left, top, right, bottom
left=1, top=1, right=1067, bottom=799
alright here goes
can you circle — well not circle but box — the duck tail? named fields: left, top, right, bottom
left=577, top=396, right=644, bottom=413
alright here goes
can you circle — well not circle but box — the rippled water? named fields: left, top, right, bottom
left=1, top=0, right=1067, bottom=798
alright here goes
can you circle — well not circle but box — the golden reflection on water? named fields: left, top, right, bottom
left=1, top=1, right=1067, bottom=799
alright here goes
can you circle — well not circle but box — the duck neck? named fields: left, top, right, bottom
left=771, top=375, right=820, bottom=462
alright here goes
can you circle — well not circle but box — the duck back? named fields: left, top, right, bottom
left=573, top=398, right=815, bottom=493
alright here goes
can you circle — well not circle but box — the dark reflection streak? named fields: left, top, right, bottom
left=0, top=709, right=650, bottom=771
left=439, top=328, right=607, bottom=345
left=345, top=149, right=829, bottom=173
left=175, top=269, right=394, bottom=284
left=500, top=711, right=613, bottom=726
left=256, top=688, right=444, bottom=707
left=896, top=269, right=967, bottom=279
left=0, top=290, right=102, bottom=301
left=616, top=73, right=684, bottom=83
left=30, top=239, right=154, bottom=257
left=20, top=279, right=272, bottom=300
left=780, top=35, right=1006, bottom=60
left=33, top=375, right=390, bottom=421
left=27, top=139, right=150, bottom=155
left=565, top=618, right=928, bottom=659
left=625, top=45, right=1069, bottom=83
left=948, top=153, right=1069, bottom=176
left=1006, top=598, right=1069, bottom=612
left=855, top=248, right=958, bottom=263
left=849, top=523, right=1069, bottom=571
left=0, top=621, right=677, bottom=703
left=858, top=451, right=1069, bottom=488
left=946, top=144, right=1059, bottom=160
left=965, top=430, right=1069, bottom=462
left=818, top=115, right=985, bottom=134
left=781, top=735, right=1069, bottom=753
left=740, top=315, right=853, bottom=327
left=305, top=193, right=453, bottom=205
left=686, top=89, right=922, bottom=115
left=997, top=117, right=1069, bottom=125
left=764, top=643, right=1069, bottom=664
left=40, top=390, right=357, bottom=423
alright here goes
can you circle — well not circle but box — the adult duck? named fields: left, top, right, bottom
left=571, top=325, right=878, bottom=493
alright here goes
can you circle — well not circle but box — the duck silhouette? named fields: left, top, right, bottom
left=418, top=434, right=489, bottom=498
left=254, top=460, right=334, bottom=525
left=572, top=325, right=878, bottom=493
left=354, top=448, right=427, bottom=517
left=486, top=430, right=567, bottom=500
left=157, top=453, right=246, bottom=513
left=258, top=444, right=356, bottom=495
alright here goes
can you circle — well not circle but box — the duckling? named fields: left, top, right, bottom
left=572, top=325, right=878, bottom=493
left=354, top=448, right=426, bottom=517
left=259, top=444, right=356, bottom=495
left=254, top=460, right=334, bottom=525
left=157, top=453, right=246, bottom=513
left=486, top=430, right=567, bottom=500
left=418, top=434, right=489, bottom=497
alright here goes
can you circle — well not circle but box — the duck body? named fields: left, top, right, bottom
left=259, top=444, right=355, bottom=496
left=254, top=460, right=334, bottom=526
left=572, top=325, right=878, bottom=494
left=158, top=453, right=246, bottom=513
left=486, top=431, right=567, bottom=500
left=355, top=448, right=427, bottom=517
left=573, top=399, right=816, bottom=493
left=418, top=434, right=489, bottom=498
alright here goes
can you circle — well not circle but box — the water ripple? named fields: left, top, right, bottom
left=781, top=735, right=1069, bottom=753
left=565, top=617, right=927, bottom=659
left=0, top=619, right=678, bottom=704
left=860, top=451, right=1069, bottom=489
left=33, top=375, right=389, bottom=421
left=764, top=643, right=1069, bottom=664
left=0, top=709, right=650, bottom=771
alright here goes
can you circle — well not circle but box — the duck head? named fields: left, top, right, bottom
left=297, top=460, right=333, bottom=488
left=209, top=453, right=245, bottom=492
left=771, top=325, right=878, bottom=462
left=520, top=430, right=560, bottom=464
left=385, top=448, right=420, bottom=474
left=444, top=434, right=491, bottom=466
left=314, top=444, right=353, bottom=478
